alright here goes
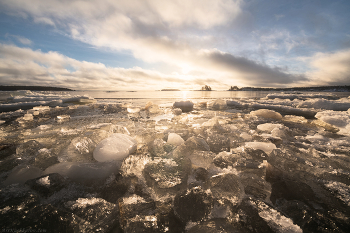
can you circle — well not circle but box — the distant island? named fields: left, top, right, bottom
left=201, top=85, right=212, bottom=91
left=0, top=86, right=74, bottom=91
left=161, top=89, right=180, bottom=91
left=228, top=85, right=350, bottom=92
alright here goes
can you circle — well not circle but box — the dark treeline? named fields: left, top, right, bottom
left=0, top=86, right=74, bottom=91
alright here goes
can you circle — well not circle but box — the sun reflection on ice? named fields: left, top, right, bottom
left=182, top=91, right=188, bottom=100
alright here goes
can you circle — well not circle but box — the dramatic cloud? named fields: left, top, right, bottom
left=0, top=43, right=225, bottom=90
left=196, top=49, right=307, bottom=85
left=305, top=49, right=350, bottom=86
left=1, top=0, right=241, bottom=29
left=1, top=0, right=349, bottom=89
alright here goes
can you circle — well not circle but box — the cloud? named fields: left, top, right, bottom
left=5, top=34, right=32, bottom=45
left=33, top=17, right=55, bottom=26
left=305, top=49, right=350, bottom=86
left=0, top=0, right=308, bottom=88
left=1, top=0, right=242, bottom=29
left=0, top=43, right=228, bottom=90
left=252, top=29, right=309, bottom=54
left=196, top=49, right=307, bottom=85
left=275, top=14, right=285, bottom=20
left=0, top=0, right=243, bottom=60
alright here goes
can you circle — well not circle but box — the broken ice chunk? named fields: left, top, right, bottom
left=311, top=119, right=340, bottom=133
left=173, top=100, right=194, bottom=112
left=201, top=117, right=220, bottom=127
left=35, top=148, right=58, bottom=169
left=167, top=133, right=184, bottom=146
left=172, top=108, right=182, bottom=115
left=144, top=101, right=154, bottom=110
left=65, top=197, right=119, bottom=232
left=257, top=123, right=284, bottom=133
left=148, top=138, right=176, bottom=157
left=119, top=194, right=156, bottom=229
left=127, top=107, right=141, bottom=113
left=134, top=130, right=156, bottom=146
left=250, top=109, right=282, bottom=120
left=59, top=137, right=96, bottom=162
left=43, top=162, right=119, bottom=186
left=63, top=96, right=96, bottom=105
left=148, top=104, right=161, bottom=114
left=0, top=184, right=40, bottom=229
left=32, top=124, right=52, bottom=133
left=4, top=165, right=43, bottom=185
left=173, top=186, right=213, bottom=223
left=255, top=199, right=303, bottom=233
left=213, top=151, right=237, bottom=169
left=0, top=144, right=16, bottom=160
left=143, top=157, right=191, bottom=195
left=315, top=110, right=350, bottom=135
left=211, top=99, right=227, bottom=110
left=148, top=139, right=168, bottom=157
left=25, top=173, right=66, bottom=197
left=240, top=132, right=253, bottom=141
left=172, top=136, right=210, bottom=158
left=110, top=125, right=130, bottom=135
left=323, top=181, right=350, bottom=206
left=245, top=142, right=277, bottom=154
left=271, top=127, right=289, bottom=138
left=32, top=105, right=50, bottom=113
left=93, top=133, right=137, bottom=162
left=56, top=115, right=70, bottom=122
left=23, top=113, right=33, bottom=121
left=240, top=173, right=271, bottom=201
left=124, top=215, right=159, bottom=232
left=206, top=134, right=230, bottom=153
left=283, top=115, right=308, bottom=124
left=233, top=198, right=278, bottom=232
left=242, top=148, right=268, bottom=162
left=209, top=173, right=244, bottom=206
left=186, top=219, right=235, bottom=233
left=16, top=140, right=43, bottom=158
left=188, top=150, right=216, bottom=169
left=198, top=101, right=207, bottom=108
left=120, top=154, right=151, bottom=178
left=276, top=199, right=345, bottom=232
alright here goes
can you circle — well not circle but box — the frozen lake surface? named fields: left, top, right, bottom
left=0, top=90, right=350, bottom=232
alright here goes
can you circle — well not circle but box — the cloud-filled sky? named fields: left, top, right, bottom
left=0, top=0, right=349, bottom=90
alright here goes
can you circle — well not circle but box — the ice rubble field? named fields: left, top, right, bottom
left=0, top=92, right=350, bottom=232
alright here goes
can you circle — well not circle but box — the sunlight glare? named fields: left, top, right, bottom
left=181, top=64, right=192, bottom=74
left=182, top=91, right=188, bottom=100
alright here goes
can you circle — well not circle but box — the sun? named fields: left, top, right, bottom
left=181, top=64, right=192, bottom=74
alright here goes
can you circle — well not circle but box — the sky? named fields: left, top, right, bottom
left=0, top=0, right=350, bottom=91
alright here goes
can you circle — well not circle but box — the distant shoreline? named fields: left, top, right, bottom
left=230, top=85, right=350, bottom=92
left=0, top=86, right=74, bottom=91
left=161, top=89, right=181, bottom=91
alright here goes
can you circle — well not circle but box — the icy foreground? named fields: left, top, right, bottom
left=1, top=92, right=350, bottom=232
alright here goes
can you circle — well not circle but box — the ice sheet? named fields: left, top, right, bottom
left=1, top=92, right=350, bottom=232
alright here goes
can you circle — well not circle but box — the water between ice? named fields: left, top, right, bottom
left=0, top=90, right=350, bottom=232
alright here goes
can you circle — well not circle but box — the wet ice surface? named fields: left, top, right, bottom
left=1, top=92, right=350, bottom=232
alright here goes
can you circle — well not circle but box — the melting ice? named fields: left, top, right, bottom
left=1, top=91, right=350, bottom=232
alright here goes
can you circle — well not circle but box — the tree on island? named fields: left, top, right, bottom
left=229, top=86, right=239, bottom=91
left=201, top=85, right=212, bottom=91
